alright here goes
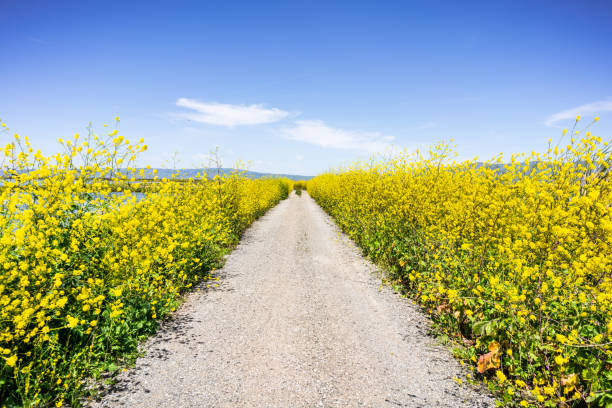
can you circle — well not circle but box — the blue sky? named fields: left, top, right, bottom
left=1, top=0, right=611, bottom=175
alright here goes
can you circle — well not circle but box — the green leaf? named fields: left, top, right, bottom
left=472, top=319, right=497, bottom=336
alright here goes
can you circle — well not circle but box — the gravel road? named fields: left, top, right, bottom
left=91, top=192, right=494, bottom=407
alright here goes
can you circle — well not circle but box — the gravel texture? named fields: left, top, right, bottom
left=90, top=192, right=494, bottom=407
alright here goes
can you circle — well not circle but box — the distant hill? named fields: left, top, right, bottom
left=134, top=168, right=313, bottom=181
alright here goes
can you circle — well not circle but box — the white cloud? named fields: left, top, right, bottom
left=175, top=98, right=289, bottom=127
left=545, top=100, right=612, bottom=126
left=283, top=120, right=395, bottom=153
left=296, top=154, right=304, bottom=161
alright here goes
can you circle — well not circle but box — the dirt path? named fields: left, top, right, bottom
left=91, top=193, right=493, bottom=407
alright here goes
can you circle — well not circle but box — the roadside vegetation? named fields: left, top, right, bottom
left=293, top=180, right=307, bottom=196
left=308, top=117, right=611, bottom=407
left=0, top=119, right=291, bottom=407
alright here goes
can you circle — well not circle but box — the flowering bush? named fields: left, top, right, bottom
left=293, top=181, right=307, bottom=197
left=0, top=120, right=290, bottom=407
left=308, top=118, right=611, bottom=407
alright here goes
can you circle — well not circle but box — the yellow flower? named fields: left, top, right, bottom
left=66, top=315, right=79, bottom=328
left=110, top=287, right=123, bottom=297
left=5, top=355, right=18, bottom=367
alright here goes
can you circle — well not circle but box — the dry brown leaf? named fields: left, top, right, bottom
left=560, top=373, right=577, bottom=387
left=461, top=337, right=475, bottom=346
left=436, top=303, right=449, bottom=313
left=477, top=341, right=501, bottom=373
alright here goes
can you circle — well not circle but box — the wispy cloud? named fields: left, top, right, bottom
left=415, top=121, right=438, bottom=131
left=283, top=120, right=394, bottom=153
left=175, top=98, right=289, bottom=127
left=545, top=100, right=612, bottom=126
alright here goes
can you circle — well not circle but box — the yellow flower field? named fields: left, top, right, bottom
left=0, top=120, right=290, bottom=407
left=308, top=118, right=611, bottom=407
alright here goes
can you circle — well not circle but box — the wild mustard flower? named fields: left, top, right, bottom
left=0, top=120, right=291, bottom=406
left=5, top=355, right=17, bottom=367
left=308, top=123, right=611, bottom=407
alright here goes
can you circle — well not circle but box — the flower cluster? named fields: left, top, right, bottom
left=308, top=118, right=611, bottom=407
left=0, top=119, right=290, bottom=407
